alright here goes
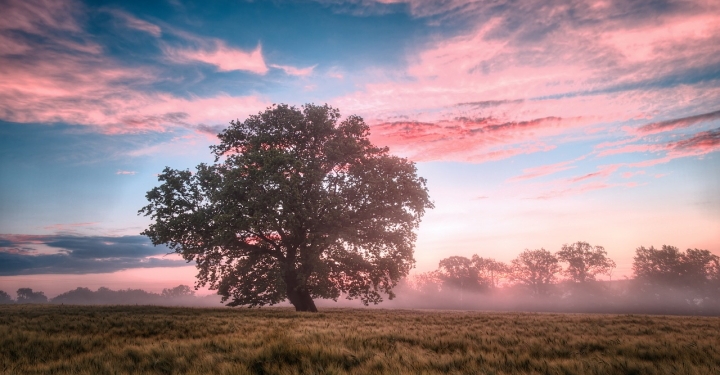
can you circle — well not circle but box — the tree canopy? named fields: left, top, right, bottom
left=437, top=256, right=487, bottom=292
left=0, top=290, right=12, bottom=304
left=509, top=249, right=561, bottom=295
left=633, top=245, right=719, bottom=287
left=16, top=288, right=47, bottom=304
left=161, top=285, right=195, bottom=299
left=471, top=255, right=509, bottom=288
left=434, top=255, right=509, bottom=292
left=556, top=241, right=616, bottom=283
left=140, top=104, right=433, bottom=311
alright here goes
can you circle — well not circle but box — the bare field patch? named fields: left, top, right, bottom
left=1, top=305, right=719, bottom=374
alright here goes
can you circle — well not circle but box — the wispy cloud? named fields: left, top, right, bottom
left=666, top=128, right=720, bottom=156
left=567, top=165, right=621, bottom=183
left=270, top=64, right=316, bottom=76
left=636, top=110, right=720, bottom=135
left=508, top=161, right=577, bottom=182
left=622, top=171, right=645, bottom=179
left=43, top=222, right=99, bottom=232
left=530, top=181, right=638, bottom=200
left=107, top=9, right=162, bottom=37
left=165, top=41, right=268, bottom=74
left=116, top=170, right=137, bottom=175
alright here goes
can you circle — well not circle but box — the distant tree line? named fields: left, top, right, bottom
left=0, top=285, right=211, bottom=305
left=409, top=241, right=720, bottom=311
left=413, top=242, right=618, bottom=295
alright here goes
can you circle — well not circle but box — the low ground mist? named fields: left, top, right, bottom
left=2, top=279, right=718, bottom=315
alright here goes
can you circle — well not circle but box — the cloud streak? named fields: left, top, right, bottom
left=0, top=235, right=187, bottom=275
left=636, top=110, right=720, bottom=135
left=165, top=42, right=268, bottom=74
left=368, top=116, right=584, bottom=162
left=667, top=128, right=720, bottom=156
left=270, top=64, right=317, bottom=76
left=107, top=9, right=162, bottom=37
left=508, top=161, right=577, bottom=182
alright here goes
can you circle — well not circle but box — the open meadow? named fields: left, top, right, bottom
left=1, top=305, right=719, bottom=375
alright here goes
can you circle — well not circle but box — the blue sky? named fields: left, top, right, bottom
left=1, top=0, right=719, bottom=296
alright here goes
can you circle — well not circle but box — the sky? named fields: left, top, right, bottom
left=1, top=0, right=719, bottom=298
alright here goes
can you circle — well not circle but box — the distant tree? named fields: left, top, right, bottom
left=633, top=246, right=719, bottom=288
left=437, top=256, right=488, bottom=292
left=633, top=245, right=683, bottom=284
left=51, top=287, right=95, bottom=304
left=709, top=255, right=720, bottom=283
left=162, top=285, right=196, bottom=298
left=0, top=290, right=13, bottom=304
left=16, top=288, right=47, bottom=304
left=681, top=249, right=720, bottom=287
left=556, top=241, right=616, bottom=283
left=140, top=104, right=433, bottom=312
left=409, top=271, right=442, bottom=294
left=510, top=249, right=561, bottom=295
left=471, top=255, right=510, bottom=288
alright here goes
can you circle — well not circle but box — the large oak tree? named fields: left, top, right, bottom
left=140, top=104, right=433, bottom=311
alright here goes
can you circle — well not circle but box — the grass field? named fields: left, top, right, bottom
left=1, top=305, right=719, bottom=374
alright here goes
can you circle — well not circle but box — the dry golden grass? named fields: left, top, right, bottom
left=1, top=305, right=719, bottom=374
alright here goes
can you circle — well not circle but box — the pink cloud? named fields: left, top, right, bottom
left=601, top=13, right=720, bottom=63
left=622, top=171, right=645, bottom=179
left=336, top=7, right=720, bottom=117
left=331, top=0, right=720, bottom=165
left=466, top=143, right=556, bottom=163
left=270, top=64, right=316, bottom=76
left=598, top=128, right=720, bottom=167
left=636, top=110, right=720, bottom=135
left=108, top=9, right=162, bottom=37
left=666, top=128, right=720, bottom=157
left=0, top=54, right=268, bottom=132
left=0, top=1, right=270, bottom=133
left=596, top=144, right=659, bottom=157
left=165, top=41, right=268, bottom=74
left=0, top=0, right=82, bottom=34
left=531, top=181, right=638, bottom=200
left=116, top=170, right=137, bottom=175
left=508, top=160, right=576, bottom=182
left=567, top=164, right=620, bottom=183
left=326, top=68, right=344, bottom=79
left=367, top=116, right=579, bottom=162
left=595, top=138, right=638, bottom=150
left=516, top=127, right=718, bottom=199
left=626, top=156, right=673, bottom=168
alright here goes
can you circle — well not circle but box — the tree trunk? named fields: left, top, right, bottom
left=284, top=268, right=318, bottom=312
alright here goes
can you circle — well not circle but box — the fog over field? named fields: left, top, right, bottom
left=3, top=281, right=718, bottom=316
left=3, top=242, right=718, bottom=315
